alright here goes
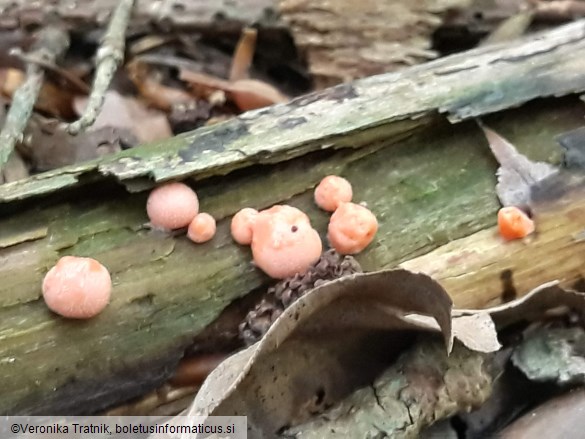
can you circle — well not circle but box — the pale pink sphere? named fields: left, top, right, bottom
left=146, top=182, right=199, bottom=230
left=42, top=256, right=112, bottom=319
left=314, top=175, right=353, bottom=212
left=328, top=202, right=378, bottom=255
left=251, top=205, right=322, bottom=279
left=230, top=208, right=259, bottom=245
left=188, top=213, right=217, bottom=243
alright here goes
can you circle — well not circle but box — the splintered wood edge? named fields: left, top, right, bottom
left=2, top=20, right=585, bottom=203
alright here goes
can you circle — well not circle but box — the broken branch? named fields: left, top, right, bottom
left=0, top=26, right=69, bottom=172
left=66, top=0, right=135, bottom=135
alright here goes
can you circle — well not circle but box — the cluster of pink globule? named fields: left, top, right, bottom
left=231, top=175, right=378, bottom=279
left=41, top=176, right=378, bottom=319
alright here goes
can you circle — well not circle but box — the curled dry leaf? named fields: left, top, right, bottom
left=452, top=313, right=501, bottom=353
left=165, top=270, right=568, bottom=438
left=473, top=281, right=585, bottom=329
left=455, top=283, right=585, bottom=437
left=158, top=276, right=585, bottom=438
left=73, top=91, right=172, bottom=144
left=401, top=312, right=501, bottom=354
left=165, top=269, right=457, bottom=437
left=228, top=79, right=289, bottom=112
left=478, top=121, right=558, bottom=208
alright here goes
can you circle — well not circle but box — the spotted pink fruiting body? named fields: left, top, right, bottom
left=251, top=205, right=322, bottom=279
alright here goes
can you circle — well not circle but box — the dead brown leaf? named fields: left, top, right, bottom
left=150, top=268, right=585, bottom=439
left=229, top=27, right=257, bottom=82
left=228, top=79, right=289, bottom=111
left=1, top=151, right=29, bottom=183
left=480, top=10, right=535, bottom=46
left=1, top=68, right=76, bottom=119
left=180, top=69, right=288, bottom=112
left=463, top=281, right=584, bottom=329
left=175, top=269, right=454, bottom=436
left=127, top=60, right=194, bottom=111
left=18, top=115, right=135, bottom=172
left=281, top=282, right=585, bottom=438
left=73, top=91, right=172, bottom=144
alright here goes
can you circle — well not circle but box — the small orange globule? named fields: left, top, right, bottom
left=328, top=202, right=378, bottom=255
left=314, top=175, right=353, bottom=212
left=230, top=208, right=259, bottom=245
left=188, top=213, right=217, bottom=243
left=497, top=206, right=535, bottom=240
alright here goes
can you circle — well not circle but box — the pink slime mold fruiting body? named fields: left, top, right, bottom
left=251, top=205, right=322, bottom=279
left=188, top=213, right=217, bottom=243
left=42, top=256, right=112, bottom=319
left=146, top=182, right=199, bottom=230
left=328, top=202, right=378, bottom=255
left=231, top=208, right=259, bottom=245
left=314, top=175, right=353, bottom=212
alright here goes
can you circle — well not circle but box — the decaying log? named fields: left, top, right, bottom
left=3, top=20, right=585, bottom=203
left=0, top=0, right=280, bottom=34
left=279, top=0, right=470, bottom=88
left=1, top=21, right=585, bottom=415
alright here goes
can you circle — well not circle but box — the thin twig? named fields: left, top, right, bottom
left=0, top=27, right=69, bottom=171
left=66, top=0, right=135, bottom=135
left=13, top=52, right=90, bottom=93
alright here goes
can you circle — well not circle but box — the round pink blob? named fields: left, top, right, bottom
left=251, top=205, right=322, bottom=279
left=42, top=256, right=112, bottom=319
left=230, top=208, right=259, bottom=245
left=188, top=213, right=217, bottom=243
left=328, top=202, right=378, bottom=255
left=146, top=182, right=199, bottom=230
left=314, top=175, right=353, bottom=212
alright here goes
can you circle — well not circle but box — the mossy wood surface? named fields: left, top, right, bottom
left=2, top=21, right=585, bottom=204
left=1, top=22, right=585, bottom=414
